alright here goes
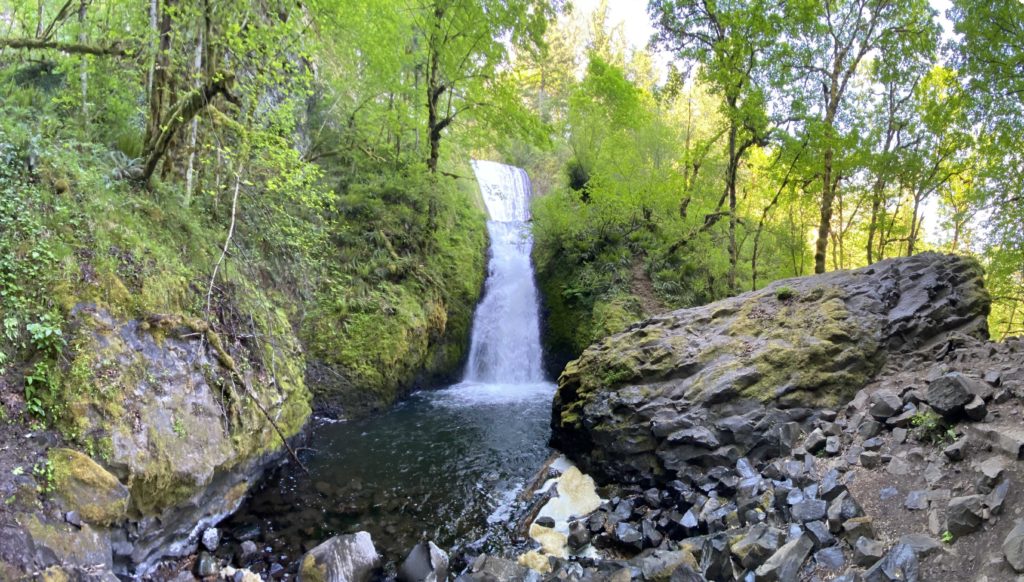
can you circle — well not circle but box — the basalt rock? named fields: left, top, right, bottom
left=551, top=253, right=989, bottom=484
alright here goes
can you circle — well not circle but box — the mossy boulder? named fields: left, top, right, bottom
left=49, top=448, right=129, bottom=526
left=58, top=303, right=311, bottom=573
left=551, top=253, right=991, bottom=483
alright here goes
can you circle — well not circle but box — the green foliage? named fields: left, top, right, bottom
left=910, top=410, right=956, bottom=445
left=942, top=530, right=954, bottom=544
left=33, top=460, right=55, bottom=495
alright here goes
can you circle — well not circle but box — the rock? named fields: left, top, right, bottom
left=987, top=479, right=1010, bottom=514
left=634, top=549, right=699, bottom=580
left=731, top=523, right=781, bottom=569
left=858, top=420, right=883, bottom=439
left=842, top=517, right=875, bottom=543
left=201, top=528, right=220, bottom=552
left=899, top=534, right=943, bottom=558
left=946, top=496, right=985, bottom=536
left=238, top=540, right=259, bottom=562
left=927, top=373, right=976, bottom=418
left=791, top=499, right=827, bottom=523
left=551, top=254, right=989, bottom=484
left=904, top=491, right=928, bottom=511
left=815, top=546, right=845, bottom=570
left=398, top=541, right=448, bottom=582
left=828, top=492, right=864, bottom=533
left=47, top=448, right=129, bottom=527
left=298, top=532, right=380, bottom=582
left=825, top=437, right=841, bottom=456
left=567, top=521, right=591, bottom=552
left=863, top=543, right=919, bottom=582
left=269, top=563, right=285, bottom=578
left=1003, top=521, right=1024, bottom=572
left=869, top=390, right=903, bottom=420
left=943, top=439, right=966, bottom=462
left=804, top=429, right=828, bottom=454
left=964, top=396, right=987, bottom=421
left=468, top=555, right=531, bottom=581
left=805, top=521, right=835, bottom=549
left=977, top=456, right=1007, bottom=487
left=65, top=511, right=82, bottom=528
left=854, top=537, right=885, bottom=567
left=195, top=552, right=218, bottom=577
left=535, top=516, right=556, bottom=529
left=754, top=534, right=813, bottom=581
left=860, top=451, right=882, bottom=468
left=614, top=522, right=643, bottom=551
left=967, top=425, right=1024, bottom=458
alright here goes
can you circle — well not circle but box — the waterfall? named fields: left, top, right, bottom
left=465, top=160, right=545, bottom=384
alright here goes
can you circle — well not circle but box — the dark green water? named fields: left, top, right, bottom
left=219, top=381, right=555, bottom=572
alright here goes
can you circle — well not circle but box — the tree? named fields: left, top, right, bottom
left=418, top=0, right=556, bottom=172
left=783, top=0, right=938, bottom=273
left=650, top=0, right=778, bottom=292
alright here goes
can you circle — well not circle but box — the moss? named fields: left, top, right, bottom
left=299, top=553, right=328, bottom=582
left=48, top=448, right=129, bottom=526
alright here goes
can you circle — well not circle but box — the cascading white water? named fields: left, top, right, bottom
left=464, top=160, right=545, bottom=384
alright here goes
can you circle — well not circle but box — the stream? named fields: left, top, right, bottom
left=217, top=161, right=555, bottom=576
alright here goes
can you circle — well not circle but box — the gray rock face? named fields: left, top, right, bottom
left=551, top=254, right=989, bottom=483
left=1003, top=521, right=1024, bottom=572
left=398, top=541, right=448, bottom=582
left=298, top=532, right=381, bottom=582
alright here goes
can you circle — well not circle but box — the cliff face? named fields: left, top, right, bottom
left=551, top=253, right=991, bottom=484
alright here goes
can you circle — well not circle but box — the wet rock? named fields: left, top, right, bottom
left=535, top=517, right=556, bottom=529
left=927, top=373, right=976, bottom=418
left=398, top=541, right=448, bottom=582
left=754, top=534, right=813, bottom=582
left=467, top=554, right=531, bottom=581
left=863, top=543, right=919, bottom=582
left=195, top=552, right=218, bottom=577
left=853, top=537, right=884, bottom=567
left=298, top=531, right=380, bottom=582
left=238, top=540, right=258, bottom=563
left=65, top=511, right=82, bottom=529
left=699, top=534, right=732, bottom=581
left=568, top=521, right=591, bottom=552
left=202, top=528, right=220, bottom=552
left=946, top=495, right=985, bottom=536
left=1002, top=520, right=1024, bottom=572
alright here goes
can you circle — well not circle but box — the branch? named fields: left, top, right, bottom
left=0, top=37, right=129, bottom=57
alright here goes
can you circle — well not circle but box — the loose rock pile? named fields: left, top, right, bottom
left=455, top=334, right=1024, bottom=581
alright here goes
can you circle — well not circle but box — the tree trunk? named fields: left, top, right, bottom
left=78, top=1, right=88, bottom=126
left=814, top=146, right=836, bottom=274
left=725, top=117, right=739, bottom=294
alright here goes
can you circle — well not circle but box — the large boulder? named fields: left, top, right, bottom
left=299, top=532, right=381, bottom=582
left=551, top=253, right=989, bottom=483
left=59, top=305, right=311, bottom=574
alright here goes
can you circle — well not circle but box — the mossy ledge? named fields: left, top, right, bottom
left=550, top=253, right=991, bottom=485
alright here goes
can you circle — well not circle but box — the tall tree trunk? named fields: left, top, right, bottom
left=725, top=116, right=739, bottom=294
left=146, top=0, right=174, bottom=158
left=814, top=146, right=836, bottom=274
left=185, top=17, right=204, bottom=205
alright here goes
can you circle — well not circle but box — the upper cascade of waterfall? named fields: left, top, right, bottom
left=471, top=160, right=533, bottom=222
left=465, top=160, right=545, bottom=384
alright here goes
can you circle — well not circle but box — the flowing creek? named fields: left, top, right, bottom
left=218, top=161, right=556, bottom=576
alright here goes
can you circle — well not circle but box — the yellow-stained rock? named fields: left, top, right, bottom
left=48, top=448, right=128, bottom=526
left=517, top=550, right=552, bottom=574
